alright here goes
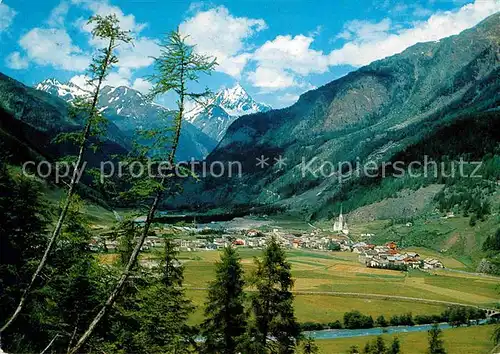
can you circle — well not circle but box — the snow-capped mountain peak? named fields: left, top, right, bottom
left=185, top=83, right=272, bottom=141
left=213, top=83, right=271, bottom=116
left=35, top=78, right=90, bottom=102
left=35, top=79, right=269, bottom=146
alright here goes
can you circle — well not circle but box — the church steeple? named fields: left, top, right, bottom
left=333, top=204, right=348, bottom=234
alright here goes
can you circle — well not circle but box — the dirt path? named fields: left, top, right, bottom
left=187, top=287, right=496, bottom=311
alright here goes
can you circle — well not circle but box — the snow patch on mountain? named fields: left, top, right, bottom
left=214, top=83, right=271, bottom=116
left=35, top=79, right=217, bottom=160
left=35, top=78, right=90, bottom=102
left=185, top=83, right=271, bottom=141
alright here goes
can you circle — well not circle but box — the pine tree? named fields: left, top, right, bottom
left=115, top=220, right=141, bottom=267
left=67, top=29, right=216, bottom=353
left=162, top=238, right=185, bottom=287
left=483, top=228, right=500, bottom=251
left=374, top=336, right=386, bottom=353
left=202, top=246, right=246, bottom=354
left=376, top=315, right=388, bottom=327
left=427, top=323, right=446, bottom=354
left=389, top=337, right=401, bottom=354
left=0, top=162, right=49, bottom=352
left=134, top=238, right=194, bottom=353
left=244, top=237, right=301, bottom=354
left=0, top=161, right=110, bottom=353
left=0, top=14, right=132, bottom=337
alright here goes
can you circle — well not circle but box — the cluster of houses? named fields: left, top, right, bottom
left=206, top=229, right=348, bottom=251
left=355, top=241, right=444, bottom=270
left=88, top=215, right=446, bottom=273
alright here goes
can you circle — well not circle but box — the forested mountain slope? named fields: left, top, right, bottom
left=169, top=13, right=500, bottom=220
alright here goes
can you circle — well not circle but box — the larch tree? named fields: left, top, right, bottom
left=0, top=13, right=131, bottom=341
left=244, top=236, right=301, bottom=354
left=67, top=29, right=216, bottom=354
left=202, top=246, right=247, bottom=354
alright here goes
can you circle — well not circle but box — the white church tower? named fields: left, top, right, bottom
left=333, top=205, right=349, bottom=235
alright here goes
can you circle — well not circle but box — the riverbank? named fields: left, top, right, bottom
left=305, top=320, right=487, bottom=340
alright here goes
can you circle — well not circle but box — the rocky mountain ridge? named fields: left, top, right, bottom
left=185, top=83, right=271, bottom=141
left=169, top=13, right=500, bottom=219
left=35, top=79, right=217, bottom=160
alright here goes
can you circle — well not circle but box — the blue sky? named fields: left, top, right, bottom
left=0, top=0, right=498, bottom=108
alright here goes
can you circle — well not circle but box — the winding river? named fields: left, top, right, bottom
left=305, top=321, right=486, bottom=340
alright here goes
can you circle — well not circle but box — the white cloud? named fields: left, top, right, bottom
left=47, top=1, right=70, bottom=27
left=246, top=0, right=497, bottom=92
left=69, top=74, right=94, bottom=91
left=179, top=6, right=267, bottom=78
left=278, top=92, right=300, bottom=104
left=87, top=37, right=160, bottom=90
left=247, top=67, right=297, bottom=91
left=72, top=0, right=146, bottom=34
left=0, top=1, right=16, bottom=32
left=217, top=53, right=252, bottom=79
left=103, top=67, right=132, bottom=87
left=248, top=34, right=329, bottom=90
left=19, top=28, right=90, bottom=71
left=116, top=37, right=161, bottom=69
left=412, top=6, right=433, bottom=18
left=329, top=0, right=500, bottom=67
left=253, top=35, right=329, bottom=75
left=5, top=51, right=29, bottom=69
left=335, top=19, right=391, bottom=42
left=131, top=78, right=152, bottom=94
left=67, top=0, right=160, bottom=88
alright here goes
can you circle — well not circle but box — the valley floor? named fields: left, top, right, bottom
left=83, top=202, right=499, bottom=353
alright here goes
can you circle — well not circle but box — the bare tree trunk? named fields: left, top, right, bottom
left=66, top=316, right=80, bottom=353
left=40, top=334, right=60, bottom=354
left=491, top=343, right=500, bottom=354
left=0, top=39, right=114, bottom=339
left=67, top=63, right=186, bottom=354
left=67, top=189, right=163, bottom=354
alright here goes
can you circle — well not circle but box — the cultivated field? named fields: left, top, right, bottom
left=178, top=248, right=500, bottom=325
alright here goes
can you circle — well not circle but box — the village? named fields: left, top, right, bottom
left=89, top=207, right=444, bottom=271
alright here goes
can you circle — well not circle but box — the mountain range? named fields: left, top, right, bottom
left=0, top=72, right=129, bottom=173
left=168, top=13, right=500, bottom=220
left=35, top=79, right=217, bottom=161
left=34, top=79, right=271, bottom=156
left=1, top=13, right=498, bottom=224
